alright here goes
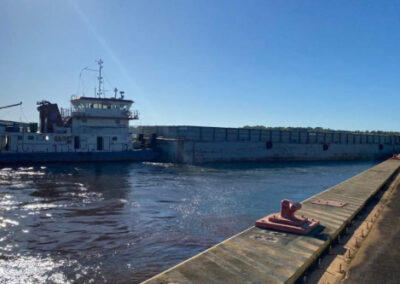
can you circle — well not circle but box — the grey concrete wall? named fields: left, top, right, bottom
left=139, top=126, right=400, bottom=164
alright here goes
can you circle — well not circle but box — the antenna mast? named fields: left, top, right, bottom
left=96, top=59, right=104, bottom=98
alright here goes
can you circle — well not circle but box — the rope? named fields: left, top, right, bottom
left=19, top=105, right=28, bottom=122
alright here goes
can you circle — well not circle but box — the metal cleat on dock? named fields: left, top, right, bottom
left=255, top=199, right=320, bottom=234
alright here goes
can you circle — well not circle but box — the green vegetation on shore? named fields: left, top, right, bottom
left=242, top=125, right=400, bottom=136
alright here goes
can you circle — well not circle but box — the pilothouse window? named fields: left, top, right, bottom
left=72, top=100, right=132, bottom=112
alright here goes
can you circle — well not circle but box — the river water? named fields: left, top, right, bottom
left=0, top=160, right=378, bottom=283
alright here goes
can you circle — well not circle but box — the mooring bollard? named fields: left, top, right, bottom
left=255, top=199, right=320, bottom=234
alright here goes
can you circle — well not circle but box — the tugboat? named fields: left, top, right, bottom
left=0, top=59, right=157, bottom=164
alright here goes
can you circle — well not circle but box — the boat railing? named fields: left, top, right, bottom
left=60, top=107, right=71, bottom=120
left=127, top=110, right=139, bottom=120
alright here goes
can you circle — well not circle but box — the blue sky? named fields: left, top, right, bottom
left=1, top=1, right=400, bottom=131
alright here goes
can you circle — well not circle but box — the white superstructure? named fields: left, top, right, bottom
left=0, top=60, right=139, bottom=154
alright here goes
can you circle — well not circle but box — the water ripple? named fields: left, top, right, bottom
left=0, top=161, right=378, bottom=283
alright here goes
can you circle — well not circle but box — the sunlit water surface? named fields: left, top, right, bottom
left=0, top=160, right=378, bottom=283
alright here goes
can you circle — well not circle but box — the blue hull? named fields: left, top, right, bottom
left=0, top=150, right=158, bottom=164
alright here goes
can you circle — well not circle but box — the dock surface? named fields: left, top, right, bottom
left=143, top=159, right=400, bottom=284
left=345, top=174, right=400, bottom=283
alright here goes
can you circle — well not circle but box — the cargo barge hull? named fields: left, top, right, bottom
left=0, top=149, right=157, bottom=164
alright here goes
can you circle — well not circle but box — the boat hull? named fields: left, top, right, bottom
left=0, top=150, right=158, bottom=164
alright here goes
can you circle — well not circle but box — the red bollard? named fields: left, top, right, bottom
left=392, top=154, right=400, bottom=160
left=255, top=199, right=320, bottom=234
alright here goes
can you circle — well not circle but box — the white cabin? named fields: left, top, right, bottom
left=0, top=60, right=139, bottom=154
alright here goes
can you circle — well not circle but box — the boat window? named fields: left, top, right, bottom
left=28, top=136, right=34, bottom=140
left=112, top=136, right=118, bottom=141
left=18, top=136, right=22, bottom=141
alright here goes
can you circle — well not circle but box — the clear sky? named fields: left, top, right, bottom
left=1, top=0, right=400, bottom=131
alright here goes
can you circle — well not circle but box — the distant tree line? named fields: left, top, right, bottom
left=242, top=125, right=400, bottom=136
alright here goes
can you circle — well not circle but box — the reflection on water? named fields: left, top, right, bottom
left=0, top=160, right=378, bottom=283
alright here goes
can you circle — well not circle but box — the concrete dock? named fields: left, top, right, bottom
left=143, top=158, right=400, bottom=284
left=344, top=174, right=400, bottom=283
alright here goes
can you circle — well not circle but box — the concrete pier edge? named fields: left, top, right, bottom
left=142, top=158, right=400, bottom=284
left=309, top=171, right=400, bottom=283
